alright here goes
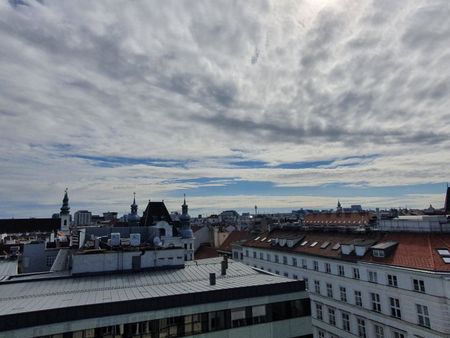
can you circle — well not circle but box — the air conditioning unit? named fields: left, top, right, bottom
left=111, top=233, right=121, bottom=247
left=130, top=233, right=141, bottom=247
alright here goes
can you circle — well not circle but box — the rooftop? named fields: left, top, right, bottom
left=0, top=257, right=303, bottom=332
left=243, top=229, right=450, bottom=272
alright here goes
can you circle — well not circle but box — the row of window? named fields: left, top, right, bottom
left=312, top=279, right=431, bottom=328
left=40, top=299, right=311, bottom=338
left=244, top=249, right=427, bottom=293
left=315, top=303, right=408, bottom=338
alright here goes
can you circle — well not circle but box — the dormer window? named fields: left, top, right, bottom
left=373, top=249, right=385, bottom=258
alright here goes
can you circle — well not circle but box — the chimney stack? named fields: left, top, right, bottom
left=209, top=273, right=216, bottom=285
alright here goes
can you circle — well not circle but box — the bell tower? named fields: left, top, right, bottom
left=60, top=188, right=71, bottom=233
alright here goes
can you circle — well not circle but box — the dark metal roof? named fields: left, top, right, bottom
left=140, top=202, right=172, bottom=226
left=0, top=258, right=305, bottom=331
left=0, top=218, right=59, bottom=233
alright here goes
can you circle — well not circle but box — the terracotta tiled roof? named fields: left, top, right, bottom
left=242, top=228, right=450, bottom=272
left=304, top=212, right=374, bottom=227
left=218, top=231, right=254, bottom=253
left=195, top=245, right=219, bottom=260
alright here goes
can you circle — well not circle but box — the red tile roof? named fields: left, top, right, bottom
left=194, top=245, right=219, bottom=260
left=218, top=231, right=254, bottom=253
left=304, top=212, right=374, bottom=227
left=242, top=229, right=450, bottom=272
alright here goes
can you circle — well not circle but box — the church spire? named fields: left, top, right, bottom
left=60, top=188, right=70, bottom=215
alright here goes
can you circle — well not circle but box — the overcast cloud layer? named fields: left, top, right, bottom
left=0, top=0, right=449, bottom=217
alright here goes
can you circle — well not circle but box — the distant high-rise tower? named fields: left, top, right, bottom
left=445, top=185, right=450, bottom=215
left=60, top=188, right=71, bottom=232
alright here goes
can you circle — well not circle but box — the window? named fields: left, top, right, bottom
left=266, top=253, right=271, bottom=261
left=413, top=279, right=425, bottom=293
left=373, top=249, right=385, bottom=257
left=342, top=312, right=350, bottom=331
left=245, top=250, right=249, bottom=257
left=231, top=308, right=246, bottom=327
left=416, top=304, right=430, bottom=328
left=259, top=252, right=264, bottom=260
left=371, top=293, right=381, bottom=312
left=326, top=283, right=333, bottom=298
left=253, top=251, right=257, bottom=258
left=318, top=330, right=325, bottom=338
left=304, top=277, right=309, bottom=290
left=314, top=280, right=321, bottom=294
left=328, top=307, right=336, bottom=326
left=293, top=274, right=298, bottom=279
left=390, top=297, right=401, bottom=318
left=283, top=256, right=288, bottom=265
left=353, top=267, right=360, bottom=279
left=313, top=260, right=319, bottom=271
left=368, top=270, right=377, bottom=283
left=374, top=325, right=384, bottom=338
left=388, top=274, right=398, bottom=287
left=292, top=257, right=297, bottom=266
left=283, top=272, right=289, bottom=277
left=274, top=255, right=279, bottom=263
left=338, top=265, right=345, bottom=276
left=325, top=263, right=331, bottom=273
left=302, top=258, right=307, bottom=269
left=357, top=318, right=366, bottom=338
left=275, top=270, right=280, bottom=275
left=251, top=304, right=266, bottom=324
left=393, top=331, right=405, bottom=338
left=355, top=290, right=362, bottom=306
left=316, top=303, right=323, bottom=320
left=340, top=286, right=347, bottom=302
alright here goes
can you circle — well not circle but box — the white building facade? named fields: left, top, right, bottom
left=233, top=229, right=450, bottom=338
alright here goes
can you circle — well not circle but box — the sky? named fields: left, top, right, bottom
left=0, top=0, right=449, bottom=218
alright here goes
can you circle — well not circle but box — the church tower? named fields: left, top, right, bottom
left=179, top=194, right=194, bottom=260
left=60, top=188, right=71, bottom=233
left=128, top=192, right=140, bottom=226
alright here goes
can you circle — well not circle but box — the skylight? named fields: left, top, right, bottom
left=254, top=236, right=260, bottom=241
left=300, top=241, right=308, bottom=246
left=443, top=257, right=450, bottom=264
left=332, top=243, right=341, bottom=250
left=310, top=241, right=318, bottom=247
left=260, top=237, right=267, bottom=242
left=437, top=249, right=450, bottom=256
left=320, top=241, right=330, bottom=249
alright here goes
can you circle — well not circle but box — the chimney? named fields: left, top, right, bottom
left=209, top=273, right=216, bottom=285
left=221, top=260, right=226, bottom=276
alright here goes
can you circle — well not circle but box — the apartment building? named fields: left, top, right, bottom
left=233, top=228, right=450, bottom=338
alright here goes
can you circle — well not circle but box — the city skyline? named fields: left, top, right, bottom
left=1, top=0, right=449, bottom=218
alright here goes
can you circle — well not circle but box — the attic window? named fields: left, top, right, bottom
left=260, top=237, right=267, bottom=242
left=437, top=249, right=450, bottom=256
left=310, top=241, right=318, bottom=247
left=437, top=248, right=450, bottom=264
left=332, top=243, right=341, bottom=250
left=254, top=236, right=260, bottom=241
left=300, top=241, right=308, bottom=246
left=373, top=249, right=385, bottom=258
left=320, top=241, right=330, bottom=249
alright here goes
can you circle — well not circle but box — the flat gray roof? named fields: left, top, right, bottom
left=0, top=260, right=17, bottom=280
left=0, top=258, right=300, bottom=317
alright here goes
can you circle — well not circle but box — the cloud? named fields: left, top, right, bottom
left=0, top=0, right=449, bottom=216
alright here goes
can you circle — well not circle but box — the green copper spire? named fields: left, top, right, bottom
left=60, top=188, right=70, bottom=215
